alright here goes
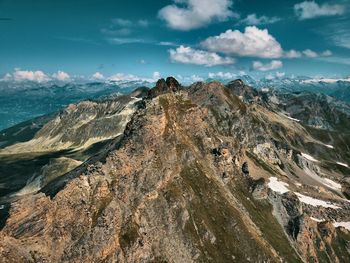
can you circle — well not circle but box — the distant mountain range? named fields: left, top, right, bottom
left=0, top=75, right=349, bottom=130
left=0, top=80, right=153, bottom=130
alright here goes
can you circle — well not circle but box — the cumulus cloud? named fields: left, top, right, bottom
left=302, top=49, right=318, bottom=58
left=285, top=49, right=302, bottom=58
left=174, top=74, right=204, bottom=84
left=2, top=69, right=51, bottom=82
left=52, top=70, right=70, bottom=81
left=321, top=50, right=332, bottom=56
left=152, top=71, right=161, bottom=80
left=169, top=45, right=235, bottom=66
left=252, top=60, right=283, bottom=71
left=91, top=72, right=105, bottom=80
left=158, top=0, right=237, bottom=31
left=208, top=72, right=237, bottom=79
left=240, top=13, right=281, bottom=25
left=294, top=1, right=345, bottom=20
left=201, top=26, right=283, bottom=58
left=285, top=49, right=332, bottom=58
left=108, top=72, right=161, bottom=83
left=108, top=73, right=143, bottom=82
left=191, top=75, right=204, bottom=82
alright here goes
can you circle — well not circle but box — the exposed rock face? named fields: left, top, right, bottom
left=0, top=78, right=349, bottom=262
left=147, top=77, right=181, bottom=98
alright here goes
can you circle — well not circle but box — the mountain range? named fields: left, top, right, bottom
left=1, top=75, right=349, bottom=131
left=0, top=77, right=349, bottom=262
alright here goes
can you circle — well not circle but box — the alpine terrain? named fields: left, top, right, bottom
left=0, top=77, right=349, bottom=263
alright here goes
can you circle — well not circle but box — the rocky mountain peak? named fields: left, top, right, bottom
left=228, top=79, right=245, bottom=87
left=227, top=78, right=260, bottom=103
left=165, top=76, right=181, bottom=91
left=147, top=76, right=181, bottom=98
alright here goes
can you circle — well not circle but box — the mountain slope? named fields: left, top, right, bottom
left=0, top=78, right=349, bottom=262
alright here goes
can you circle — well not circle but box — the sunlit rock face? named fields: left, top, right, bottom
left=0, top=78, right=349, bottom=263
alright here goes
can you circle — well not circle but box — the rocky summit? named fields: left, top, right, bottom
left=0, top=77, right=349, bottom=263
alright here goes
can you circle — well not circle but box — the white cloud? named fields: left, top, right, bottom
left=2, top=69, right=51, bottom=82
left=158, top=0, right=237, bottom=31
left=303, top=49, right=318, bottom=58
left=169, top=45, right=235, bottom=66
left=52, top=70, right=70, bottom=81
left=285, top=48, right=332, bottom=58
left=152, top=71, right=161, bottom=80
left=91, top=72, right=105, bottom=80
left=173, top=74, right=204, bottom=84
left=108, top=73, right=142, bottom=82
left=285, top=49, right=302, bottom=58
left=208, top=72, right=237, bottom=79
left=108, top=71, right=162, bottom=83
left=240, top=13, right=281, bottom=25
left=201, top=26, right=283, bottom=58
left=191, top=75, right=204, bottom=82
left=252, top=60, right=283, bottom=71
left=198, top=26, right=331, bottom=61
left=301, top=77, right=350, bottom=84
left=321, top=50, right=332, bottom=56
left=294, top=1, right=345, bottom=20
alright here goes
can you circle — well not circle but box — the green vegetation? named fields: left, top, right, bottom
left=246, top=151, right=278, bottom=176
left=164, top=160, right=276, bottom=262
left=230, top=179, right=302, bottom=263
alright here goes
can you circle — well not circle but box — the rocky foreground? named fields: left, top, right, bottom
left=0, top=78, right=349, bottom=262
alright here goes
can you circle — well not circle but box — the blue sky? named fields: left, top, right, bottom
left=0, top=0, right=350, bottom=82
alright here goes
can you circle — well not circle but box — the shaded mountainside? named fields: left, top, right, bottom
left=0, top=89, right=146, bottom=212
left=0, top=78, right=349, bottom=262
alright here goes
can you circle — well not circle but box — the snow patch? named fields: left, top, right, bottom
left=301, top=153, right=319, bottom=162
left=268, top=177, right=289, bottom=194
left=333, top=222, right=350, bottom=230
left=324, top=144, right=334, bottom=149
left=323, top=178, right=342, bottom=191
left=295, top=193, right=341, bottom=209
left=286, top=116, right=300, bottom=122
left=281, top=113, right=300, bottom=122
left=310, top=217, right=325, bottom=222
left=337, top=162, right=349, bottom=168
left=302, top=164, right=342, bottom=191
